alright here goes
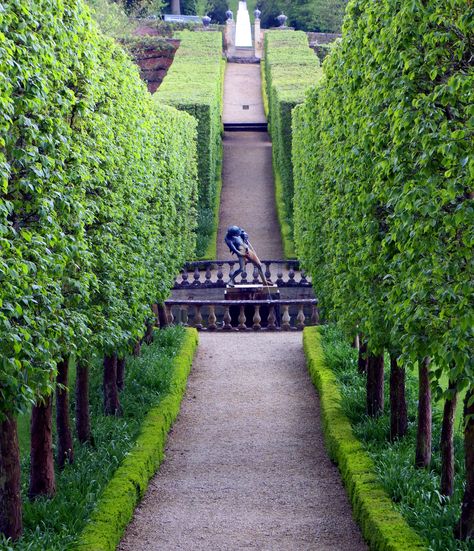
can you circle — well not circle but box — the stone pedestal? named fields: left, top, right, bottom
left=254, top=19, right=262, bottom=57
left=225, top=284, right=280, bottom=328
left=225, top=20, right=236, bottom=54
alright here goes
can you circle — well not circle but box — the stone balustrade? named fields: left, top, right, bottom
left=164, top=298, right=319, bottom=331
left=173, top=260, right=311, bottom=289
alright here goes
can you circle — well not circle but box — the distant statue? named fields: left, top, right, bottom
left=224, top=225, right=269, bottom=286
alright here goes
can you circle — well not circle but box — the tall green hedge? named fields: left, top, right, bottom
left=0, top=0, right=197, bottom=430
left=263, top=31, right=321, bottom=257
left=155, top=30, right=224, bottom=258
left=293, top=0, right=473, bottom=541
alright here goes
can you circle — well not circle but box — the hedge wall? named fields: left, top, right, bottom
left=155, top=30, right=225, bottom=259
left=263, top=31, right=321, bottom=257
left=1, top=0, right=198, bottom=537
left=294, top=0, right=473, bottom=541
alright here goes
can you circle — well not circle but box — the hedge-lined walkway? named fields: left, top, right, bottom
left=119, top=62, right=366, bottom=550
left=119, top=333, right=366, bottom=550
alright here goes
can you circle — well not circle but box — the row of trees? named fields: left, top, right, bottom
left=0, top=0, right=198, bottom=540
left=293, top=0, right=472, bottom=540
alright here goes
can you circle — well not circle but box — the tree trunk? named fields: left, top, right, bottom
left=116, top=357, right=126, bottom=392
left=157, top=303, right=168, bottom=328
left=56, top=358, right=74, bottom=468
left=352, top=333, right=360, bottom=349
left=367, top=353, right=384, bottom=416
left=455, top=386, right=474, bottom=540
left=440, top=379, right=458, bottom=497
left=133, top=339, right=142, bottom=357
left=152, top=303, right=159, bottom=327
left=171, top=0, right=181, bottom=15
left=415, top=356, right=432, bottom=468
left=75, top=361, right=91, bottom=444
left=389, top=354, right=407, bottom=440
left=29, top=395, right=56, bottom=499
left=358, top=341, right=368, bottom=374
left=0, top=414, right=22, bottom=540
left=144, top=321, right=154, bottom=345
left=103, top=354, right=121, bottom=415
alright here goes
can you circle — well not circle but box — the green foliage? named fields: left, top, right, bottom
left=257, top=0, right=348, bottom=32
left=86, top=0, right=136, bottom=37
left=263, top=31, right=321, bottom=257
left=312, top=325, right=470, bottom=551
left=155, top=30, right=224, bottom=258
left=0, top=327, right=195, bottom=550
left=303, top=327, right=427, bottom=551
left=0, top=0, right=198, bottom=419
left=293, top=0, right=473, bottom=383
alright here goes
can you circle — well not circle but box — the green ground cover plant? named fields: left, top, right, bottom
left=308, top=326, right=470, bottom=551
left=263, top=31, right=321, bottom=257
left=155, top=30, right=225, bottom=259
left=0, top=327, right=192, bottom=550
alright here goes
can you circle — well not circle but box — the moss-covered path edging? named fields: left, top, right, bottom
left=76, top=328, right=198, bottom=551
left=303, top=327, right=427, bottom=551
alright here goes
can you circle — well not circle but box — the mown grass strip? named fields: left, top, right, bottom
left=76, top=328, right=198, bottom=551
left=303, top=327, right=427, bottom=551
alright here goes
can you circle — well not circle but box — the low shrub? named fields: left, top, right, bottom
left=263, top=31, right=321, bottom=257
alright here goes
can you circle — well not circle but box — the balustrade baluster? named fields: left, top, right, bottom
left=300, top=269, right=308, bottom=286
left=204, top=264, right=212, bottom=287
left=281, top=305, right=291, bottom=331
left=181, top=267, right=189, bottom=287
left=223, top=305, right=232, bottom=330
left=288, top=263, right=296, bottom=286
left=207, top=304, right=217, bottom=331
left=252, top=305, right=261, bottom=330
left=264, top=262, right=271, bottom=282
left=182, top=305, right=189, bottom=326
left=193, top=266, right=201, bottom=287
left=266, top=305, right=277, bottom=331
left=311, top=304, right=320, bottom=325
left=217, top=263, right=225, bottom=287
left=194, top=304, right=203, bottom=329
left=296, top=304, right=305, bottom=330
left=166, top=304, right=174, bottom=325
left=276, top=266, right=284, bottom=286
left=238, top=305, right=247, bottom=330
left=241, top=270, right=248, bottom=284
left=252, top=265, right=259, bottom=284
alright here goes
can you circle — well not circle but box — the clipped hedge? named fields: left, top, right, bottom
left=303, top=327, right=426, bottom=551
left=76, top=328, right=198, bottom=551
left=155, top=30, right=225, bottom=258
left=263, top=31, right=321, bottom=257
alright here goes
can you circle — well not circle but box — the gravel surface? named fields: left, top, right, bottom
left=119, top=333, right=367, bottom=551
left=218, top=131, right=283, bottom=260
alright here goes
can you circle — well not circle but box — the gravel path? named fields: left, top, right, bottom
left=218, top=131, right=283, bottom=260
left=119, top=333, right=367, bottom=551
